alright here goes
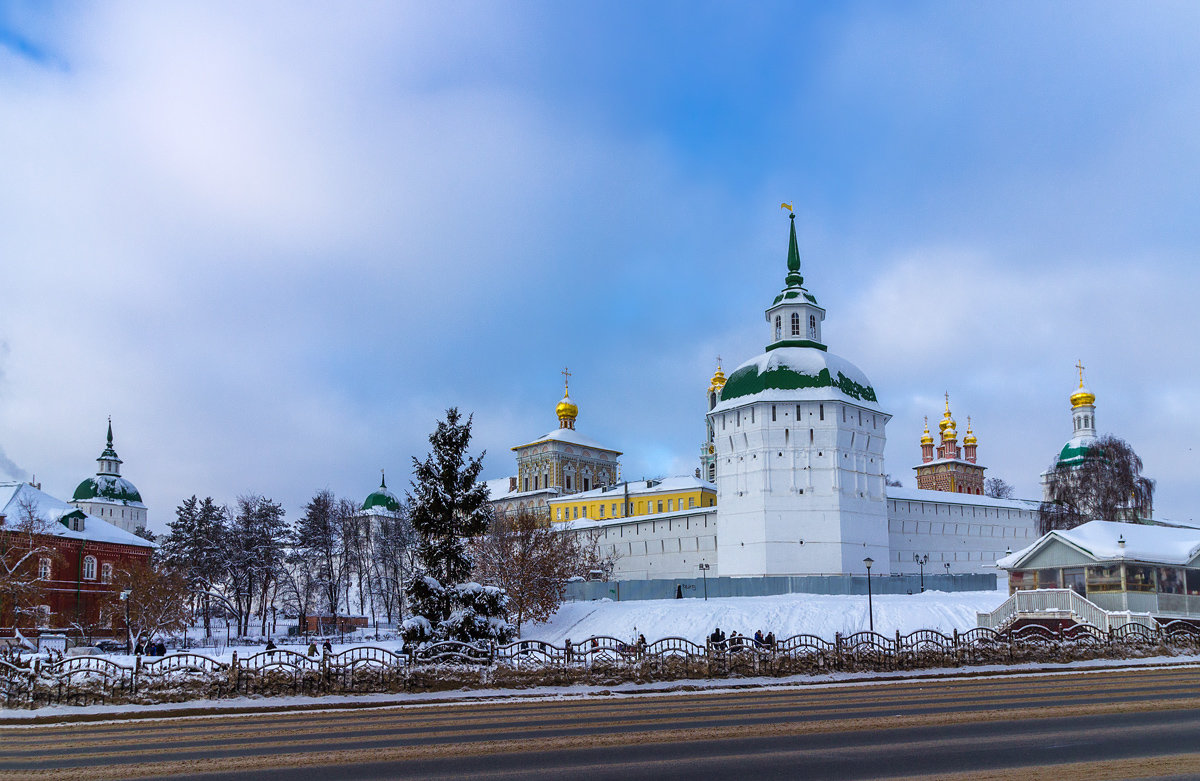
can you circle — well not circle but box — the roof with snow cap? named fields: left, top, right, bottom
left=0, top=481, right=154, bottom=548
left=714, top=347, right=879, bottom=412
left=511, top=427, right=621, bottom=454
left=997, top=520, right=1200, bottom=569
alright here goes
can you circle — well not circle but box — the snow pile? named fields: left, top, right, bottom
left=522, top=587, right=1010, bottom=644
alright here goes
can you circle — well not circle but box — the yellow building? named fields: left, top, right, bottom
left=549, top=475, right=716, bottom=523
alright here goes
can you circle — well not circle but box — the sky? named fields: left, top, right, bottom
left=1, top=1, right=1198, bottom=528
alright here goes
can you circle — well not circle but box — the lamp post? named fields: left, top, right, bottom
left=944, top=562, right=951, bottom=577
left=698, top=562, right=711, bottom=601
left=914, top=553, right=929, bottom=592
left=863, top=557, right=874, bottom=633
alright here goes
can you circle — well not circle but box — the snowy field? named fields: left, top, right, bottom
left=521, top=587, right=1011, bottom=644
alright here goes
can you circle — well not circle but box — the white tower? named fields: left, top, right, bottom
left=1041, top=361, right=1099, bottom=500
left=71, top=418, right=148, bottom=534
left=709, top=209, right=892, bottom=576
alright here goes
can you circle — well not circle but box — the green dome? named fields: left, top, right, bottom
left=1057, top=442, right=1092, bottom=468
left=73, top=475, right=144, bottom=504
left=719, top=347, right=878, bottom=406
left=362, top=472, right=401, bottom=513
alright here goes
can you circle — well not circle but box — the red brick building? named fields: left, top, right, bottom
left=914, top=395, right=986, bottom=495
left=1, top=481, right=153, bottom=634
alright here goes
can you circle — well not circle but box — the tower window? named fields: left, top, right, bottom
left=772, top=405, right=776, bottom=422
left=791, top=312, right=800, bottom=336
left=819, top=404, right=824, bottom=421
left=809, top=315, right=817, bottom=338
left=774, top=316, right=782, bottom=340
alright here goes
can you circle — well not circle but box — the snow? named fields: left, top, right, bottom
left=712, top=346, right=879, bottom=413
left=0, top=481, right=153, bottom=548
left=999, top=520, right=1200, bottom=568
left=6, top=655, right=1199, bottom=723
left=512, top=428, right=621, bottom=454
left=886, top=485, right=1038, bottom=510
left=521, top=587, right=1011, bottom=643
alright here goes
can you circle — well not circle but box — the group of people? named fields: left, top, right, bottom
left=304, top=640, right=334, bottom=657
left=707, top=628, right=776, bottom=651
left=134, top=640, right=167, bottom=656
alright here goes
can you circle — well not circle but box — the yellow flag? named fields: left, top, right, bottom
left=781, top=202, right=793, bottom=213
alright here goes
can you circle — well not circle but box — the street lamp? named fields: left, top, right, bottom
left=698, top=562, right=711, bottom=601
left=863, top=557, right=874, bottom=633
left=914, top=553, right=930, bottom=593
left=944, top=562, right=951, bottom=576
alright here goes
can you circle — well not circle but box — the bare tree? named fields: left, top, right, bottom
left=473, top=509, right=582, bottom=636
left=104, top=561, right=191, bottom=650
left=575, top=525, right=622, bottom=582
left=371, top=507, right=417, bottom=625
left=984, top=477, right=1015, bottom=499
left=0, top=493, right=60, bottom=630
left=1038, top=434, right=1155, bottom=535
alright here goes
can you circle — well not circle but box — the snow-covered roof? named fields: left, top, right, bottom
left=511, top=428, right=621, bottom=454
left=557, top=502, right=717, bottom=531
left=713, top=346, right=880, bottom=413
left=997, top=520, right=1200, bottom=569
left=484, top=478, right=560, bottom=502
left=911, top=457, right=983, bottom=470
left=549, top=475, right=716, bottom=504
left=0, top=481, right=154, bottom=548
left=886, top=485, right=1037, bottom=511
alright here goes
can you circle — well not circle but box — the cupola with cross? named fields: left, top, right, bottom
left=764, top=204, right=826, bottom=351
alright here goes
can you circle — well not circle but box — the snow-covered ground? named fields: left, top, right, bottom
left=521, top=587, right=1011, bottom=644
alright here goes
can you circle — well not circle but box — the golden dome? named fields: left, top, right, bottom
left=920, top=417, right=934, bottom=446
left=709, top=363, right=727, bottom=392
left=938, top=392, right=956, bottom=432
left=1070, top=360, right=1096, bottom=409
left=963, top=416, right=977, bottom=447
left=943, top=424, right=958, bottom=441
left=556, top=395, right=578, bottom=421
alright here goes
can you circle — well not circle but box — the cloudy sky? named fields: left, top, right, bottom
left=1, top=1, right=1198, bottom=528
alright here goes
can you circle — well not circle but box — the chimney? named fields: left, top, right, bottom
left=508, top=476, right=518, bottom=493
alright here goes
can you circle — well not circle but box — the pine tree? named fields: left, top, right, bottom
left=160, top=496, right=228, bottom=638
left=403, top=408, right=511, bottom=645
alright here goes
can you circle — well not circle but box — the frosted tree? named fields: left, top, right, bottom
left=403, top=408, right=512, bottom=645
left=161, top=496, right=228, bottom=638
left=222, top=495, right=287, bottom=636
left=984, top=477, right=1015, bottom=499
left=0, top=494, right=59, bottom=631
left=1039, top=434, right=1155, bottom=534
left=293, top=490, right=353, bottom=618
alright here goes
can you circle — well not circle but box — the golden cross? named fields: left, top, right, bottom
left=562, top=366, right=571, bottom=391
left=716, top=355, right=722, bottom=368
left=1076, top=359, right=1085, bottom=387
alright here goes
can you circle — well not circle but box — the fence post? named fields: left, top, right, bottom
left=564, top=638, right=572, bottom=666
left=133, top=655, right=141, bottom=695
left=834, top=633, right=843, bottom=671
left=952, top=628, right=959, bottom=665
left=229, top=651, right=239, bottom=693
left=30, top=658, right=39, bottom=707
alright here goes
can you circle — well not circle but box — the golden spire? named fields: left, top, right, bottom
left=556, top=367, right=578, bottom=429
left=1070, top=359, right=1096, bottom=408
left=709, top=355, right=727, bottom=392
left=920, top=416, right=934, bottom=446
left=963, top=415, right=977, bottom=446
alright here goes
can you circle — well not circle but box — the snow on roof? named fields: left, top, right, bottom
left=549, top=475, right=716, bottom=503
left=997, top=520, right=1200, bottom=569
left=712, top=347, right=880, bottom=413
left=512, top=428, right=621, bottom=454
left=484, top=479, right=561, bottom=502
left=557, top=502, right=717, bottom=531
left=886, top=485, right=1038, bottom=511
left=910, top=457, right=981, bottom=470
left=0, top=481, right=154, bottom=548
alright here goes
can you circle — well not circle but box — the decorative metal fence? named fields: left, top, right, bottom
left=6, top=621, right=1200, bottom=709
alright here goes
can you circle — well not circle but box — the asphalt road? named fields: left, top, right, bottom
left=5, top=666, right=1200, bottom=780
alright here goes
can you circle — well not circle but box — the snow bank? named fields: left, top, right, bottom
left=522, top=587, right=1010, bottom=643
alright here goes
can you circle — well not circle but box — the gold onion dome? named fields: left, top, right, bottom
left=709, top=363, right=727, bottom=392
left=1070, top=360, right=1096, bottom=408
left=938, top=394, right=956, bottom=433
left=920, top=418, right=934, bottom=446
left=963, top=417, right=977, bottom=446
left=556, top=393, right=578, bottom=422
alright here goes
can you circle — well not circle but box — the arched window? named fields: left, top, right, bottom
left=774, top=316, right=782, bottom=340
left=809, top=315, right=817, bottom=338
left=83, top=556, right=97, bottom=581
left=101, top=563, right=113, bottom=584
left=791, top=312, right=800, bottom=336
left=38, top=558, right=51, bottom=580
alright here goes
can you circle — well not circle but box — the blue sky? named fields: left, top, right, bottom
left=1, top=1, right=1197, bottom=526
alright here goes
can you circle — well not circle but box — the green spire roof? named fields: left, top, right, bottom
left=785, top=212, right=803, bottom=287
left=98, top=416, right=121, bottom=463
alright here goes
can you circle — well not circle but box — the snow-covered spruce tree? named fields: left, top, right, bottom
left=402, top=408, right=512, bottom=646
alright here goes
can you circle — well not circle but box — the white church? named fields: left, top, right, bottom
left=495, top=211, right=1045, bottom=584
